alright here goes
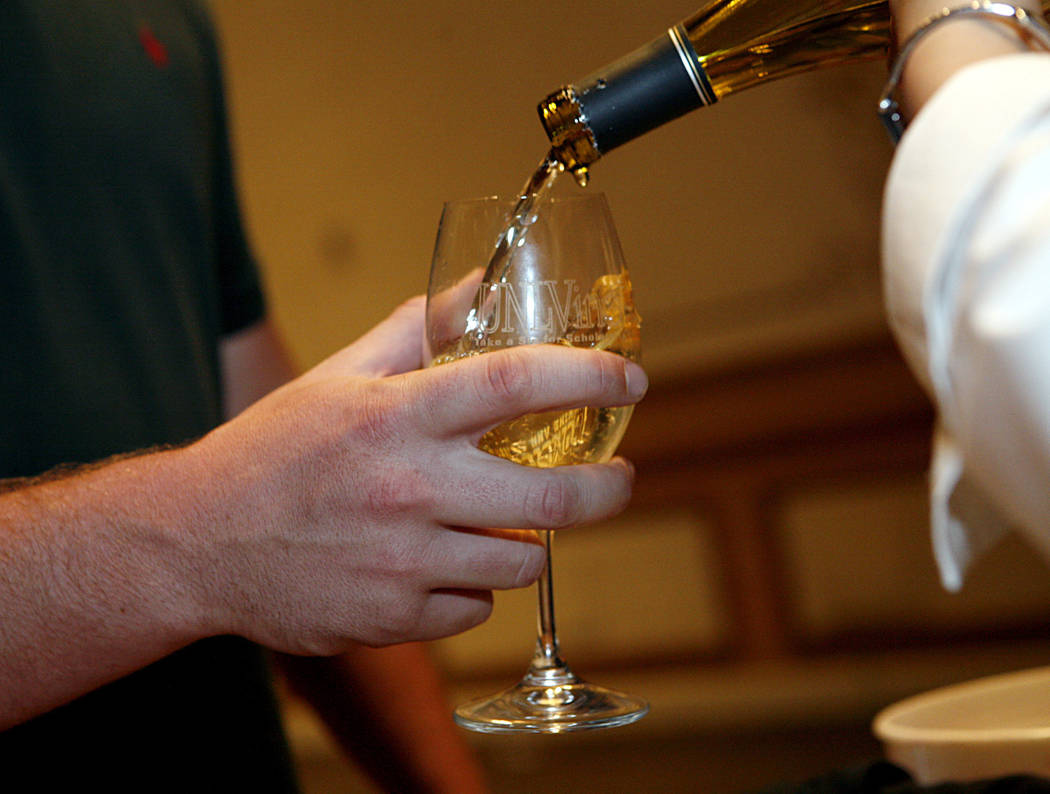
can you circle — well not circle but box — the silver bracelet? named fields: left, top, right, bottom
left=878, top=1, right=1050, bottom=143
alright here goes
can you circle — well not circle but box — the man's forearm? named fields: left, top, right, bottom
left=0, top=445, right=216, bottom=728
left=0, top=317, right=295, bottom=729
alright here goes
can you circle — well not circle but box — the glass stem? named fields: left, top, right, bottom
left=527, top=530, right=574, bottom=685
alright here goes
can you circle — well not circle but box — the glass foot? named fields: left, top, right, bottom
left=453, top=668, right=648, bottom=734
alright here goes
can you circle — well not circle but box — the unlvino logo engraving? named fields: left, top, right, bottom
left=470, top=278, right=616, bottom=345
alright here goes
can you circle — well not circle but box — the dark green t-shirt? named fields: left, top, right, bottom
left=0, top=2, right=299, bottom=789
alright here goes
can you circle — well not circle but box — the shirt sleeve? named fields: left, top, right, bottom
left=192, top=0, right=267, bottom=336
left=882, top=53, right=1050, bottom=589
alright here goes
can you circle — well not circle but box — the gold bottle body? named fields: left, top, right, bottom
left=685, top=0, right=887, bottom=100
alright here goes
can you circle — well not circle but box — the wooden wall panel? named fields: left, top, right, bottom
left=779, top=474, right=1050, bottom=646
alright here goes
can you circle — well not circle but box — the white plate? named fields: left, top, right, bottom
left=873, top=665, right=1050, bottom=784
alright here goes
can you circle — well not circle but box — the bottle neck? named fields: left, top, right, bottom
left=538, top=25, right=713, bottom=179
left=537, top=87, right=601, bottom=182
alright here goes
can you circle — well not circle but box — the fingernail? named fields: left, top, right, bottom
left=626, top=363, right=648, bottom=399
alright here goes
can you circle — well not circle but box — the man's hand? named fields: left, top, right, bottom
left=182, top=296, right=647, bottom=652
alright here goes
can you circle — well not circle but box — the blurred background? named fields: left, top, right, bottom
left=208, top=1, right=1050, bottom=791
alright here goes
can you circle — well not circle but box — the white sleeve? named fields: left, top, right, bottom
left=882, top=52, right=1050, bottom=590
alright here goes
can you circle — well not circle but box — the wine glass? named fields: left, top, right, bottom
left=424, top=192, right=647, bottom=733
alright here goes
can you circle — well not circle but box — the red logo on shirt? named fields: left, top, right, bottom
left=139, top=24, right=169, bottom=68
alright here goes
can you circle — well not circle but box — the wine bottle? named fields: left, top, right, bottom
left=538, top=0, right=1048, bottom=182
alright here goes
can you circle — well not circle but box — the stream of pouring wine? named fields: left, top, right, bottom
left=462, top=154, right=563, bottom=343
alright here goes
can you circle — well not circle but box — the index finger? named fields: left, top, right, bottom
left=412, top=345, right=648, bottom=437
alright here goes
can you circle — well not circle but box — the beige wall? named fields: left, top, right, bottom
left=209, top=0, right=892, bottom=378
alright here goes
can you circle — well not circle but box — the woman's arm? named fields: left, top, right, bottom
left=890, top=0, right=1045, bottom=120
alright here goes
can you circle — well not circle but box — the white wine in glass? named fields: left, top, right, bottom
left=425, top=192, right=647, bottom=733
